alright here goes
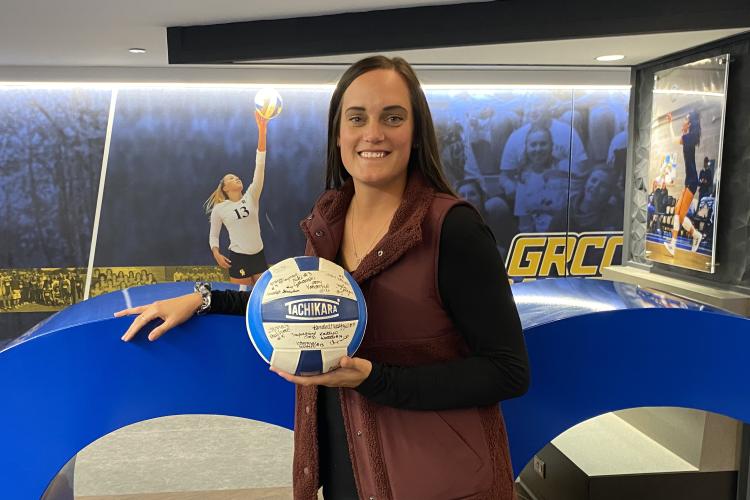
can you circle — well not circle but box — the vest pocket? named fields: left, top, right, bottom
left=376, top=406, right=493, bottom=499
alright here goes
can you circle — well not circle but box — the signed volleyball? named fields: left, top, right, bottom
left=254, top=88, right=283, bottom=120
left=246, top=257, right=367, bottom=376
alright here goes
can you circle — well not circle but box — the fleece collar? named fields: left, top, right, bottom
left=300, top=170, right=435, bottom=284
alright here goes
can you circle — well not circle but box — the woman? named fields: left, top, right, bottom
left=118, top=56, right=529, bottom=500
left=456, top=178, right=516, bottom=260
left=664, top=110, right=703, bottom=255
left=456, top=177, right=486, bottom=213
left=205, top=111, right=270, bottom=286
left=514, top=124, right=557, bottom=232
left=560, top=165, right=621, bottom=233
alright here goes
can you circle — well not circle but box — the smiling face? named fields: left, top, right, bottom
left=525, top=129, right=553, bottom=169
left=338, top=69, right=413, bottom=190
left=222, top=174, right=243, bottom=195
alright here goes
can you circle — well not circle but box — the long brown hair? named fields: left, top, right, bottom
left=325, top=56, right=454, bottom=195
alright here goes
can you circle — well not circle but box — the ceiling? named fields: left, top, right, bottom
left=252, top=29, right=748, bottom=67
left=0, top=0, right=746, bottom=69
left=0, top=0, right=484, bottom=67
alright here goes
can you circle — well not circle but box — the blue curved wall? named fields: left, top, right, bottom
left=1, top=279, right=749, bottom=497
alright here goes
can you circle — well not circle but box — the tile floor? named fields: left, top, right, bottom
left=72, top=415, right=294, bottom=499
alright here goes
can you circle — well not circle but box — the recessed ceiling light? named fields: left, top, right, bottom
left=596, top=54, right=625, bottom=62
left=128, top=48, right=146, bottom=54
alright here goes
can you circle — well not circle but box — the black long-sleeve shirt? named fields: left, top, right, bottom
left=210, top=205, right=529, bottom=408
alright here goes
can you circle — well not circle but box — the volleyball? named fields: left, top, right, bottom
left=246, top=256, right=367, bottom=376
left=254, top=88, right=283, bottom=120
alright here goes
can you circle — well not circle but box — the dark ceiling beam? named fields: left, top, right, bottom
left=167, top=0, right=750, bottom=64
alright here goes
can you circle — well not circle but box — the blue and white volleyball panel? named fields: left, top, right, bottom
left=254, top=88, right=283, bottom=120
left=246, top=257, right=367, bottom=376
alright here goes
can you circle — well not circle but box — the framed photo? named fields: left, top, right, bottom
left=644, top=54, right=730, bottom=273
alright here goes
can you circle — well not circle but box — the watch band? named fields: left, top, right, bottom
left=194, top=282, right=212, bottom=315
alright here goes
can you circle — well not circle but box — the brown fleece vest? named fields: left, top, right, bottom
left=294, top=171, right=516, bottom=500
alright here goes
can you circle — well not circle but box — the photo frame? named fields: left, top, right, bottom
left=645, top=54, right=730, bottom=273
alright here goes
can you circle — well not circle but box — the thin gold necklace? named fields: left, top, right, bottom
left=350, top=196, right=392, bottom=264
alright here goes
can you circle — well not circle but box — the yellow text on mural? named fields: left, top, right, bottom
left=506, top=232, right=623, bottom=279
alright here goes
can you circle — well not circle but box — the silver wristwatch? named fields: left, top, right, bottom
left=194, top=282, right=212, bottom=315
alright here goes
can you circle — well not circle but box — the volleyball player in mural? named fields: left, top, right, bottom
left=204, top=112, right=270, bottom=287
left=664, top=110, right=703, bottom=255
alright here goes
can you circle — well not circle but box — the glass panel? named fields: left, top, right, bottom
left=645, top=55, right=730, bottom=273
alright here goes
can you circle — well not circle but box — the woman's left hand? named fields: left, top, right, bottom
left=270, top=356, right=372, bottom=388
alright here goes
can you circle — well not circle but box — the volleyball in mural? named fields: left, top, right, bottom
left=254, top=88, right=283, bottom=120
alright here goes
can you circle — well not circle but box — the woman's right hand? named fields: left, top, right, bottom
left=116, top=292, right=202, bottom=342
left=212, top=250, right=232, bottom=269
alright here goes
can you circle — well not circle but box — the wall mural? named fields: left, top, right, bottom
left=0, top=88, right=110, bottom=343
left=0, top=83, right=630, bottom=344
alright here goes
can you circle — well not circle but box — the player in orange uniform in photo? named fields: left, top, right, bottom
left=664, top=110, right=703, bottom=255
